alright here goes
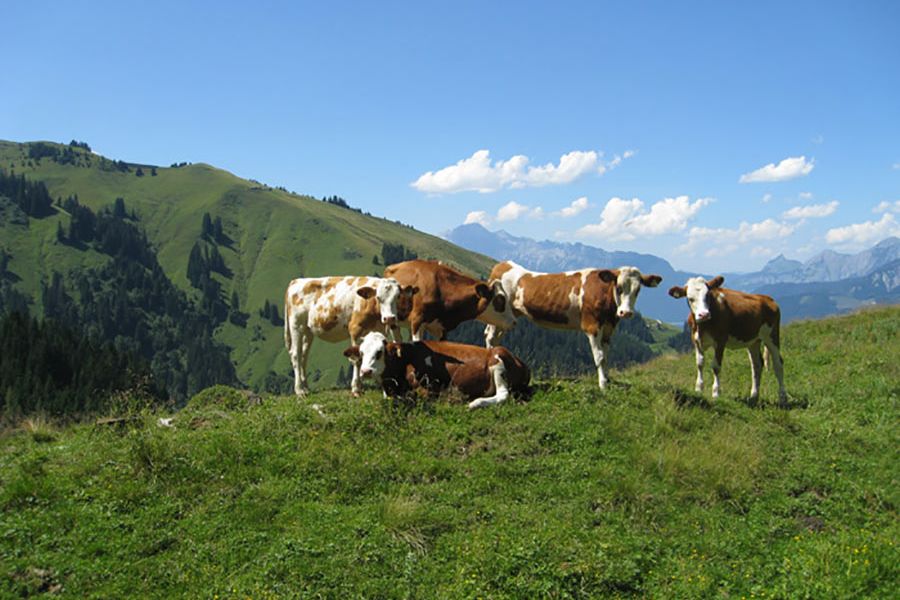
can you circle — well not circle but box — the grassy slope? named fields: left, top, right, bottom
left=2, top=306, right=897, bottom=598
left=0, top=140, right=494, bottom=388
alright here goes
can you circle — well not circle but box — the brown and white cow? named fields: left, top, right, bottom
left=343, top=331, right=531, bottom=409
left=668, top=276, right=786, bottom=404
left=382, top=259, right=516, bottom=341
left=284, top=276, right=417, bottom=397
left=484, top=261, right=663, bottom=389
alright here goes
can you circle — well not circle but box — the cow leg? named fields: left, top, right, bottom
left=587, top=332, right=609, bottom=390
left=348, top=338, right=363, bottom=397
left=711, top=344, right=724, bottom=399
left=765, top=340, right=787, bottom=406
left=747, top=342, right=762, bottom=401
left=484, top=324, right=506, bottom=349
left=694, top=343, right=705, bottom=393
left=411, top=318, right=425, bottom=342
left=468, top=359, right=510, bottom=409
left=292, top=326, right=312, bottom=397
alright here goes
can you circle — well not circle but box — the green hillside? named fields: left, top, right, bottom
left=2, top=306, right=897, bottom=598
left=0, top=140, right=494, bottom=390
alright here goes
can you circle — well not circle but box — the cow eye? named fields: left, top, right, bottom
left=616, top=286, right=623, bottom=294
left=375, top=350, right=382, bottom=359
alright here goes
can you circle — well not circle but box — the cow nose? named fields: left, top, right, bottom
left=382, top=316, right=397, bottom=326
left=697, top=311, right=710, bottom=321
left=618, top=310, right=634, bottom=318
left=360, top=368, right=372, bottom=377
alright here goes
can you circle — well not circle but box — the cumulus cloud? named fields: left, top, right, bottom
left=599, top=150, right=636, bottom=174
left=464, top=210, right=491, bottom=227
left=555, top=196, right=591, bottom=218
left=412, top=149, right=613, bottom=194
left=576, top=195, right=712, bottom=241
left=825, top=213, right=900, bottom=247
left=463, top=201, right=544, bottom=226
left=739, top=156, right=815, bottom=183
left=761, top=193, right=773, bottom=204
left=782, top=200, right=838, bottom=220
left=679, top=219, right=797, bottom=256
left=873, top=200, right=900, bottom=214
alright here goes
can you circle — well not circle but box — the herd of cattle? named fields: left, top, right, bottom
left=284, top=259, right=788, bottom=409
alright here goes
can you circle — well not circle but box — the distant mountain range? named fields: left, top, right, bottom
left=445, top=223, right=900, bottom=323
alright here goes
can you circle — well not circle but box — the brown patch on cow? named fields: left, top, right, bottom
left=384, top=259, right=497, bottom=336
left=489, top=261, right=514, bottom=281
left=580, top=270, right=619, bottom=335
left=314, top=302, right=343, bottom=332
left=691, top=287, right=781, bottom=346
left=518, top=273, right=581, bottom=326
left=349, top=295, right=380, bottom=340
left=302, top=279, right=333, bottom=301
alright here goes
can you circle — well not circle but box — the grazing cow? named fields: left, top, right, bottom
left=382, top=259, right=516, bottom=341
left=483, top=261, right=663, bottom=389
left=284, top=276, right=417, bottom=397
left=343, top=331, right=530, bottom=409
left=668, top=276, right=786, bottom=404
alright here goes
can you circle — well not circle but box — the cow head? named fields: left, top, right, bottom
left=668, top=276, right=723, bottom=322
left=599, top=266, right=662, bottom=319
left=357, top=278, right=418, bottom=326
left=476, top=279, right=517, bottom=329
left=343, top=331, right=402, bottom=380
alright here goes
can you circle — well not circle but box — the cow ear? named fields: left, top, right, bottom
left=343, top=346, right=360, bottom=358
left=707, top=276, right=724, bottom=289
left=641, top=274, right=663, bottom=288
left=597, top=269, right=617, bottom=283
left=403, top=285, right=419, bottom=297
left=357, top=286, right=376, bottom=299
left=388, top=343, right=402, bottom=358
left=668, top=286, right=687, bottom=299
left=475, top=283, right=493, bottom=299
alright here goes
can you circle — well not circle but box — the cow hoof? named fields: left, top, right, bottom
left=467, top=399, right=485, bottom=410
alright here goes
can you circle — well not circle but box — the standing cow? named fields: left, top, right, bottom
left=343, top=331, right=531, bottom=409
left=284, top=276, right=416, bottom=397
left=484, top=261, right=662, bottom=389
left=668, top=276, right=787, bottom=404
left=383, top=259, right=516, bottom=341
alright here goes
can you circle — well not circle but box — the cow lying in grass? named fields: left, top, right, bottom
left=668, top=275, right=787, bottom=405
left=343, top=332, right=530, bottom=409
left=284, top=276, right=417, bottom=397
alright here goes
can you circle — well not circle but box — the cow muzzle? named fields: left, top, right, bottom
left=696, top=311, right=711, bottom=322
left=617, top=310, right=634, bottom=319
left=381, top=316, right=397, bottom=326
left=360, top=367, right=373, bottom=378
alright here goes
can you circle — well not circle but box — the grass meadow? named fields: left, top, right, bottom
left=1, top=306, right=898, bottom=598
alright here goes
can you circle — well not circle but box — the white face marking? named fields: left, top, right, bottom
left=684, top=277, right=712, bottom=322
left=479, top=280, right=516, bottom=328
left=374, top=278, right=403, bottom=324
left=357, top=331, right=388, bottom=379
left=613, top=267, right=643, bottom=318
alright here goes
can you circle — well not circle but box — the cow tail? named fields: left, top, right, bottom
left=284, top=303, right=292, bottom=351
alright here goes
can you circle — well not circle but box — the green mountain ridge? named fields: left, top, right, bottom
left=0, top=139, right=497, bottom=390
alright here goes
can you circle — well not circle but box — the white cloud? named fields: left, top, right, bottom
left=739, top=156, right=815, bottom=183
left=782, top=200, right=838, bottom=220
left=555, top=196, right=591, bottom=218
left=497, top=201, right=531, bottom=222
left=577, top=195, right=712, bottom=241
left=412, top=149, right=608, bottom=194
left=799, top=191, right=813, bottom=200
left=464, top=210, right=491, bottom=227
left=873, top=200, right=900, bottom=214
left=600, top=150, right=636, bottom=174
left=761, top=193, right=773, bottom=203
left=679, top=219, right=797, bottom=256
left=825, top=213, right=900, bottom=247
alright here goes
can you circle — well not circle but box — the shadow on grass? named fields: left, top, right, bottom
left=671, top=388, right=712, bottom=410
left=737, top=393, right=809, bottom=410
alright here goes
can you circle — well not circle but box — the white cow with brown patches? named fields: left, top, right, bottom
left=483, top=261, right=663, bottom=389
left=668, top=275, right=787, bottom=404
left=284, top=276, right=417, bottom=397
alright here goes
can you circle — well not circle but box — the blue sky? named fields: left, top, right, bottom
left=3, top=1, right=898, bottom=271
